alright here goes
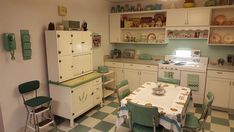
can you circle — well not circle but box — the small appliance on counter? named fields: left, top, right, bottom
left=122, top=49, right=135, bottom=58
left=227, top=54, right=234, bottom=66
left=110, top=49, right=121, bottom=58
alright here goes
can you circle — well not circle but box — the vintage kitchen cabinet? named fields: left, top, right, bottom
left=206, top=70, right=234, bottom=109
left=109, top=14, right=121, bottom=43
left=49, top=72, right=102, bottom=127
left=124, top=63, right=158, bottom=91
left=167, top=8, right=210, bottom=27
left=104, top=62, right=124, bottom=85
left=45, top=31, right=93, bottom=82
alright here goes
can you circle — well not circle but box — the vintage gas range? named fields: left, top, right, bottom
left=158, top=55, right=208, bottom=104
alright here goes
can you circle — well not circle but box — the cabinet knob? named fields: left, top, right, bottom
left=58, top=51, right=61, bottom=54
left=91, top=92, right=94, bottom=95
left=72, top=50, right=74, bottom=53
left=70, top=43, right=72, bottom=45
left=60, top=76, right=62, bottom=79
left=71, top=65, right=74, bottom=68
left=71, top=90, right=74, bottom=93
left=57, top=34, right=60, bottom=38
left=71, top=34, right=73, bottom=37
left=81, top=42, right=85, bottom=44
left=59, top=60, right=61, bottom=63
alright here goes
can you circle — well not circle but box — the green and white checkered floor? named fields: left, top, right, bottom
left=42, top=95, right=234, bottom=132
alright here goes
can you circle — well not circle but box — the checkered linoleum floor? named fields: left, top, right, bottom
left=43, top=95, right=234, bottom=132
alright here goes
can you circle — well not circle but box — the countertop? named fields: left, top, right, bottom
left=49, top=71, right=102, bottom=88
left=207, top=64, right=234, bottom=72
left=105, top=58, right=161, bottom=65
left=105, top=58, right=234, bottom=72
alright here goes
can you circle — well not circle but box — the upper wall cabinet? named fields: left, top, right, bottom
left=109, top=14, right=121, bottom=43
left=166, top=8, right=211, bottom=27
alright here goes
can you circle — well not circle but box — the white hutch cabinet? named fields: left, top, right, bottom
left=45, top=31, right=93, bottom=82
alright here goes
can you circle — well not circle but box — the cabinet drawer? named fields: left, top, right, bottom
left=105, top=62, right=124, bottom=68
left=207, top=70, right=234, bottom=79
left=124, top=63, right=158, bottom=71
left=92, top=78, right=102, bottom=86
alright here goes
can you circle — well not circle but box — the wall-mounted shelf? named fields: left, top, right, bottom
left=111, top=42, right=168, bottom=45
left=121, top=27, right=166, bottom=30
left=208, top=44, right=234, bottom=46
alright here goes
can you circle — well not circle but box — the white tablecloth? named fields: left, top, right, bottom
left=119, top=82, right=191, bottom=132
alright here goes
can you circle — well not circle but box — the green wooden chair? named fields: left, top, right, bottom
left=18, top=80, right=56, bottom=132
left=182, top=92, right=214, bottom=132
left=116, top=80, right=131, bottom=104
left=127, top=101, right=164, bottom=132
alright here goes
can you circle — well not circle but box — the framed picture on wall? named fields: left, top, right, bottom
left=92, top=33, right=101, bottom=47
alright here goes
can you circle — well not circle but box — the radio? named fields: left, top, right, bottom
left=63, top=20, right=80, bottom=30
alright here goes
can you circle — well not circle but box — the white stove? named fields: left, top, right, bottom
left=158, top=55, right=209, bottom=104
left=159, top=55, right=208, bottom=72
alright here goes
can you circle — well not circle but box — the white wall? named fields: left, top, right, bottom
left=0, top=0, right=112, bottom=131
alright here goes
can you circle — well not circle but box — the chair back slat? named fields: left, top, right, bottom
left=116, top=80, right=130, bottom=103
left=18, top=80, right=40, bottom=94
left=127, top=101, right=159, bottom=127
left=200, top=92, right=214, bottom=120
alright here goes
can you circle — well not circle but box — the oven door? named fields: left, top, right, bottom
left=158, top=69, right=181, bottom=85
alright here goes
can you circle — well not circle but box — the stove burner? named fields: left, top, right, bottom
left=162, top=60, right=174, bottom=64
left=174, top=62, right=186, bottom=66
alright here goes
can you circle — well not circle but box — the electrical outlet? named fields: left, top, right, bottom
left=58, top=6, right=67, bottom=16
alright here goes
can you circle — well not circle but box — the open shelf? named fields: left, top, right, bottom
left=103, top=78, right=115, bottom=85
left=103, top=89, right=115, bottom=98
left=121, top=27, right=166, bottom=30
left=208, top=44, right=234, bottom=46
left=103, top=70, right=114, bottom=76
left=111, top=42, right=168, bottom=45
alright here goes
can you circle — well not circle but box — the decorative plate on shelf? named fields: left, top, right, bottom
left=214, top=15, right=226, bottom=25
left=123, top=32, right=132, bottom=42
left=147, top=33, right=156, bottom=43
left=223, top=34, right=234, bottom=44
left=157, top=33, right=165, bottom=43
left=210, top=33, right=221, bottom=44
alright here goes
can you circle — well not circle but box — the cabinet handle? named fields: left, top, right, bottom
left=70, top=42, right=72, bottom=45
left=72, top=50, right=74, bottom=53
left=57, top=34, right=60, bottom=38
left=60, top=76, right=62, bottom=79
left=146, top=66, right=151, bottom=67
left=216, top=72, right=223, bottom=74
left=71, top=34, right=73, bottom=37
left=81, top=42, right=85, bottom=44
left=230, top=81, right=232, bottom=86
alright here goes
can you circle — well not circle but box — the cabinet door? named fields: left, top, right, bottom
left=72, top=31, right=92, bottom=54
left=81, top=31, right=92, bottom=53
left=58, top=56, right=73, bottom=82
left=73, top=54, right=92, bottom=76
left=93, top=84, right=102, bottom=105
left=187, top=8, right=210, bottom=26
left=140, top=71, right=157, bottom=86
left=124, top=69, right=139, bottom=91
left=115, top=68, right=124, bottom=85
left=56, top=32, right=72, bottom=56
left=229, top=81, right=234, bottom=109
left=166, top=9, right=187, bottom=27
left=206, top=77, right=231, bottom=108
left=72, top=83, right=93, bottom=115
left=109, top=14, right=121, bottom=43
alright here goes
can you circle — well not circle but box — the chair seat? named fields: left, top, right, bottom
left=133, top=123, right=164, bottom=132
left=24, top=96, right=52, bottom=107
left=183, top=114, right=200, bottom=129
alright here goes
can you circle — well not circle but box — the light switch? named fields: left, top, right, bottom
left=58, top=6, right=67, bottom=16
